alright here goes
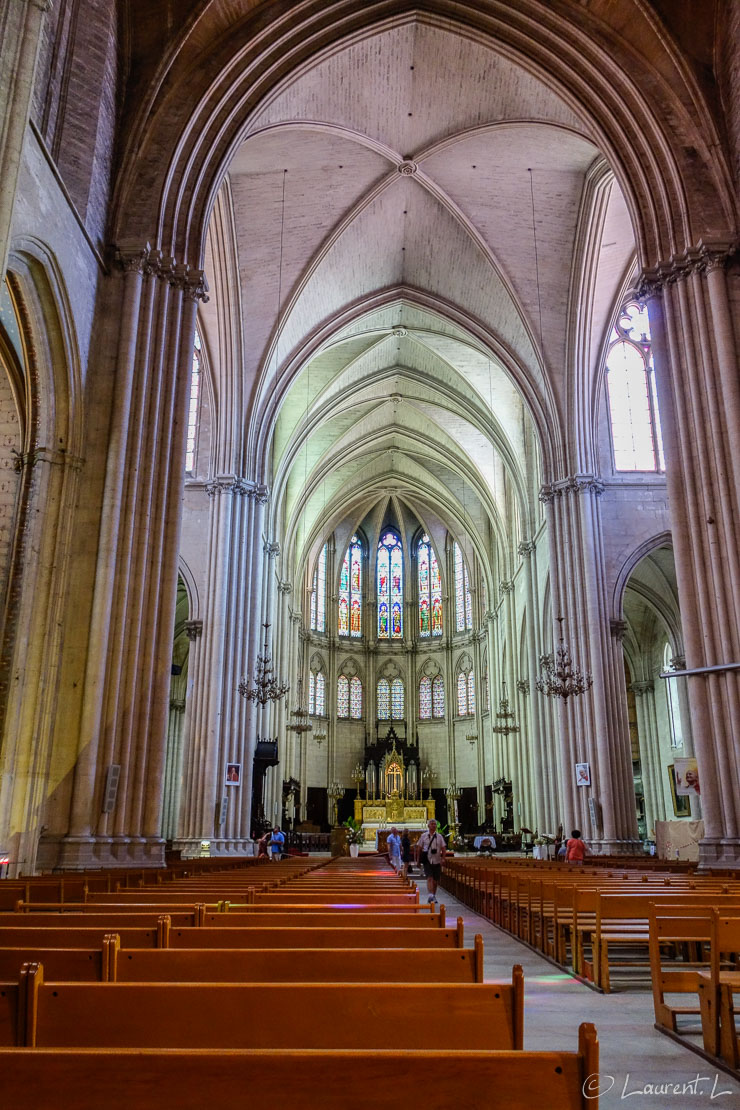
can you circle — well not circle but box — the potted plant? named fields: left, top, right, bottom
left=343, top=817, right=364, bottom=857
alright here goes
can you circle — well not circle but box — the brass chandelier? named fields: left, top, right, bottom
left=238, top=622, right=290, bottom=705
left=536, top=616, right=592, bottom=701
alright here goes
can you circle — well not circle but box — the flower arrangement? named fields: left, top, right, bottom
left=343, top=817, right=364, bottom=845
left=450, top=833, right=468, bottom=852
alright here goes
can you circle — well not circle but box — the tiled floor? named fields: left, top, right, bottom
left=428, top=876, right=740, bottom=1110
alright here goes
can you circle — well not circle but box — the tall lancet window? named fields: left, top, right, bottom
left=310, top=543, right=327, bottom=632
left=339, top=535, right=362, bottom=637
left=606, top=301, right=665, bottom=472
left=377, top=532, right=403, bottom=639
left=454, top=542, right=473, bottom=632
left=185, top=328, right=202, bottom=473
left=418, top=534, right=442, bottom=637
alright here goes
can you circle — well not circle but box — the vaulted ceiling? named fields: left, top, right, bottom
left=202, top=17, right=636, bottom=588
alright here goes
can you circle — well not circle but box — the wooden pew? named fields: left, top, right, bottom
left=0, top=1024, right=598, bottom=1110
left=5, top=908, right=205, bottom=926
left=16, top=965, right=522, bottom=1051
left=203, top=908, right=446, bottom=928
left=104, top=933, right=490, bottom=985
left=0, top=923, right=166, bottom=949
left=0, top=948, right=102, bottom=982
left=167, top=921, right=465, bottom=949
left=697, top=912, right=740, bottom=1064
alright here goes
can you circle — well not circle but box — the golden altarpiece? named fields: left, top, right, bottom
left=354, top=731, right=435, bottom=845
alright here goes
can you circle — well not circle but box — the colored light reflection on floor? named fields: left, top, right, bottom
left=526, top=973, right=574, bottom=984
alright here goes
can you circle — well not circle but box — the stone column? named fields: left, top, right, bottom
left=630, top=680, right=664, bottom=836
left=178, top=480, right=268, bottom=853
left=60, top=249, right=206, bottom=869
left=640, top=246, right=740, bottom=867
left=540, top=476, right=640, bottom=853
left=517, top=539, right=551, bottom=831
left=0, top=0, right=50, bottom=278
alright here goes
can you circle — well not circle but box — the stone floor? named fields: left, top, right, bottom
left=426, top=875, right=740, bottom=1110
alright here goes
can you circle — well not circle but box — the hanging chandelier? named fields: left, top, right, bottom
left=238, top=622, right=289, bottom=705
left=491, top=681, right=519, bottom=735
left=287, top=677, right=313, bottom=734
left=536, top=616, right=592, bottom=701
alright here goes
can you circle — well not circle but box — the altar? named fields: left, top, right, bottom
left=353, top=740, right=435, bottom=846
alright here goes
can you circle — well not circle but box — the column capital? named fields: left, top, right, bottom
left=113, top=243, right=209, bottom=300
left=633, top=240, right=738, bottom=300
left=538, top=475, right=605, bottom=503
left=516, top=679, right=530, bottom=696
left=264, top=541, right=281, bottom=558
left=205, top=476, right=268, bottom=500
left=609, top=619, right=628, bottom=642
left=517, top=540, right=536, bottom=557
left=630, top=680, right=654, bottom=696
left=278, top=580, right=292, bottom=595
left=184, top=620, right=202, bottom=641
left=499, top=579, right=514, bottom=595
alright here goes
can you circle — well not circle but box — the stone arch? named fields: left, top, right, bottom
left=112, top=1, right=734, bottom=274
left=612, top=531, right=674, bottom=621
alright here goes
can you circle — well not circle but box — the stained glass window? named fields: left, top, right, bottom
left=484, top=669, right=490, bottom=712
left=377, top=678, right=390, bottom=719
left=339, top=535, right=362, bottom=637
left=432, top=675, right=445, bottom=718
left=391, top=677, right=404, bottom=719
left=310, top=544, right=327, bottom=632
left=419, top=676, right=432, bottom=719
left=315, top=671, right=325, bottom=716
left=337, top=675, right=349, bottom=718
left=663, top=644, right=683, bottom=749
left=456, top=668, right=474, bottom=716
left=607, top=301, right=665, bottom=472
left=457, top=671, right=467, bottom=716
left=418, top=534, right=442, bottom=637
left=185, top=329, right=201, bottom=473
left=350, top=676, right=362, bottom=719
left=378, top=532, right=403, bottom=639
left=454, top=543, right=472, bottom=631
left=308, top=671, right=315, bottom=715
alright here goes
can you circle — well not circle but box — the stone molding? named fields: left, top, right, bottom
left=263, top=540, right=280, bottom=557
left=169, top=698, right=186, bottom=712
left=205, top=477, right=268, bottom=501
left=539, top=475, right=605, bottom=502
left=610, top=619, right=628, bottom=641
left=397, top=162, right=417, bottom=176
left=12, top=446, right=84, bottom=472
left=114, top=244, right=209, bottom=301
left=518, top=540, right=535, bottom=557
left=670, top=655, right=687, bottom=671
left=630, top=680, right=655, bottom=696
left=516, top=679, right=530, bottom=696
left=499, top=579, right=514, bottom=595
left=184, top=620, right=203, bottom=641
left=634, top=241, right=738, bottom=300
left=278, top=580, right=292, bottom=594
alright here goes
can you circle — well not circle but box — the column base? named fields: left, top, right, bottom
left=586, top=838, right=644, bottom=856
left=698, top=837, right=740, bottom=871
left=172, top=837, right=256, bottom=859
left=48, top=835, right=166, bottom=872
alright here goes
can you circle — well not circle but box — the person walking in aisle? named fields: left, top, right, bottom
left=416, top=819, right=446, bottom=904
left=387, top=826, right=402, bottom=872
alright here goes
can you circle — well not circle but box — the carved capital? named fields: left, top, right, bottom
left=518, top=540, right=535, bottom=557
left=169, top=698, right=186, bottom=713
left=205, top=476, right=250, bottom=497
left=278, top=580, right=292, bottom=595
left=670, top=655, right=686, bottom=671
left=184, top=620, right=203, bottom=641
left=499, top=580, right=514, bottom=595
left=516, top=679, right=530, bottom=696
left=113, top=245, right=209, bottom=301
left=630, top=680, right=654, bottom=696
left=116, top=244, right=151, bottom=274
left=610, top=619, right=628, bottom=642
left=539, top=475, right=605, bottom=503
left=264, top=541, right=281, bottom=558
left=249, top=484, right=270, bottom=504
left=634, top=241, right=738, bottom=300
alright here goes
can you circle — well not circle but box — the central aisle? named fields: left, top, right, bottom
left=421, top=876, right=740, bottom=1109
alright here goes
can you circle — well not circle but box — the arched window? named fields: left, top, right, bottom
left=309, top=669, right=326, bottom=716
left=337, top=674, right=349, bottom=718
left=339, top=535, right=362, bottom=637
left=663, top=644, right=684, bottom=749
left=378, top=532, right=403, bottom=639
left=350, top=676, right=362, bottom=719
left=377, top=678, right=390, bottom=719
left=417, top=534, right=442, bottom=637
left=606, top=301, right=665, bottom=472
left=419, top=676, right=432, bottom=719
left=432, top=675, right=445, bottom=718
left=454, top=542, right=473, bottom=632
left=391, top=677, right=404, bottom=719
left=456, top=666, right=475, bottom=716
left=310, top=543, right=327, bottom=632
left=185, top=328, right=202, bottom=473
